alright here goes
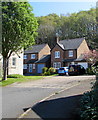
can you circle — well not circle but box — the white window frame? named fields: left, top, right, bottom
left=55, top=51, right=60, bottom=58
left=33, top=64, right=36, bottom=69
left=53, top=62, right=61, bottom=69
left=69, top=50, right=73, bottom=57
left=23, top=64, right=27, bottom=69
left=12, top=58, right=16, bottom=66
left=31, top=54, right=36, bottom=59
left=24, top=55, right=27, bottom=59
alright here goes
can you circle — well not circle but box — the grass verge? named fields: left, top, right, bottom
left=0, top=76, right=45, bottom=87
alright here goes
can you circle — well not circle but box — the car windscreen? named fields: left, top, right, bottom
left=59, top=68, right=64, bottom=70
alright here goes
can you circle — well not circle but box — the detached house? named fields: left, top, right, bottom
left=51, top=37, right=89, bottom=69
left=23, top=44, right=51, bottom=74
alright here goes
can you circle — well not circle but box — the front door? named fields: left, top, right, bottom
left=29, top=64, right=33, bottom=72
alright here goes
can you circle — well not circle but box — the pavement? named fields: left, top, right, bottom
left=18, top=78, right=95, bottom=120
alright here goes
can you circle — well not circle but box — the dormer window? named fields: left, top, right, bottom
left=55, top=51, right=60, bottom=58
left=69, top=50, right=73, bottom=57
left=31, top=54, right=35, bottom=59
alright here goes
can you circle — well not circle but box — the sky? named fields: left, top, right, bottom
left=29, top=2, right=96, bottom=17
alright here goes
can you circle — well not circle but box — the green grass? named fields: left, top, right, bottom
left=0, top=76, right=45, bottom=87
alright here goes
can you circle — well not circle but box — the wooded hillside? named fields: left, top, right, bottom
left=35, top=8, right=98, bottom=49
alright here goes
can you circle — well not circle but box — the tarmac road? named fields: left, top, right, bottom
left=2, top=75, right=95, bottom=119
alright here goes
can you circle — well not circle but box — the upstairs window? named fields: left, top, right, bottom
left=24, top=55, right=27, bottom=59
left=12, top=58, right=16, bottom=66
left=31, top=54, right=35, bottom=59
left=55, top=51, right=60, bottom=58
left=69, top=51, right=73, bottom=57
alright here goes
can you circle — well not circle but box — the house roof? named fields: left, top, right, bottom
left=26, top=60, right=37, bottom=64
left=74, top=58, right=86, bottom=62
left=35, top=55, right=51, bottom=63
left=58, top=38, right=85, bottom=50
left=24, top=44, right=48, bottom=53
left=63, top=59, right=75, bottom=62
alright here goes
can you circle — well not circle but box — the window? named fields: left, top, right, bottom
left=12, top=58, right=16, bottom=66
left=33, top=64, right=35, bottom=69
left=69, top=51, right=73, bottom=57
left=53, top=62, right=61, bottom=68
left=31, top=54, right=35, bottom=59
left=23, top=64, right=27, bottom=69
left=24, top=55, right=27, bottom=59
left=55, top=51, right=60, bottom=58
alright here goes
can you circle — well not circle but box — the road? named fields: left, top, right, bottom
left=2, top=75, right=95, bottom=118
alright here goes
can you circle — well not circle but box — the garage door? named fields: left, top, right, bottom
left=78, top=62, right=88, bottom=69
left=37, top=64, right=45, bottom=73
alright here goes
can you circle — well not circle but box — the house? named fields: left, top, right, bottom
left=23, top=44, right=51, bottom=74
left=0, top=50, right=23, bottom=76
left=51, top=37, right=89, bottom=69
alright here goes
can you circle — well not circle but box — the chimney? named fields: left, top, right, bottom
left=55, top=33, right=59, bottom=43
left=55, top=36, right=59, bottom=43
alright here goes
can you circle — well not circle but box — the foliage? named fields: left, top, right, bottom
left=42, top=67, right=48, bottom=74
left=7, top=74, right=24, bottom=78
left=42, top=67, right=56, bottom=76
left=44, top=71, right=51, bottom=76
left=0, top=76, right=45, bottom=86
left=2, top=2, right=38, bottom=80
left=36, top=8, right=97, bottom=49
left=86, top=68, right=95, bottom=75
left=48, top=67, right=56, bottom=74
left=83, top=50, right=98, bottom=65
left=80, top=77, right=98, bottom=120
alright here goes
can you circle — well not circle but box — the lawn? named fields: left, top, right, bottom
left=0, top=76, right=45, bottom=87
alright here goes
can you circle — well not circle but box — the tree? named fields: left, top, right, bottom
left=2, top=2, right=38, bottom=80
left=83, top=50, right=98, bottom=65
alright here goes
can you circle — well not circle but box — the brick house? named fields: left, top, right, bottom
left=51, top=37, right=89, bottom=69
left=23, top=44, right=51, bottom=74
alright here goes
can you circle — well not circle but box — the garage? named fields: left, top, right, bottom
left=37, top=64, right=45, bottom=73
left=77, top=62, right=88, bottom=69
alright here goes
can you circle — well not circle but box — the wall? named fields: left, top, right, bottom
left=77, top=39, right=89, bottom=58
left=64, top=49, right=77, bottom=59
left=39, top=44, right=50, bottom=59
left=51, top=44, right=64, bottom=67
left=8, top=50, right=23, bottom=75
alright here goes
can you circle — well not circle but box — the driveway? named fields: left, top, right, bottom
left=2, top=75, right=95, bottom=119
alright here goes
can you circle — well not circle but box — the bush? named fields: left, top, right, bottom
left=86, top=68, right=95, bottom=75
left=42, top=67, right=48, bottom=74
left=7, top=74, right=24, bottom=78
left=44, top=71, right=51, bottom=76
left=80, top=78, right=98, bottom=120
left=48, top=67, right=56, bottom=75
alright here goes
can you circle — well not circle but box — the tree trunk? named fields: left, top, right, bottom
left=2, top=57, right=8, bottom=81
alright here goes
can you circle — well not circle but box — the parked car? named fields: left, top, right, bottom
left=68, top=64, right=85, bottom=75
left=58, top=67, right=69, bottom=75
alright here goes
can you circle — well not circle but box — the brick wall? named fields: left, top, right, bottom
left=77, top=39, right=89, bottom=58
left=51, top=44, right=64, bottom=67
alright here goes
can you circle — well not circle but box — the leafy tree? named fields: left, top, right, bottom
left=36, top=8, right=97, bottom=49
left=2, top=2, right=38, bottom=80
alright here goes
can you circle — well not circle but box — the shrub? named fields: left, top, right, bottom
left=48, top=67, right=56, bottom=75
left=42, top=67, right=48, bottom=74
left=80, top=77, right=98, bottom=120
left=44, top=71, right=51, bottom=76
left=86, top=68, right=95, bottom=75
left=7, top=74, right=24, bottom=78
